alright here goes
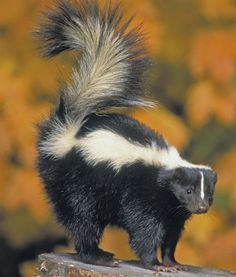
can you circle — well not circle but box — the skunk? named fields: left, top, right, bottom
left=36, top=0, right=217, bottom=269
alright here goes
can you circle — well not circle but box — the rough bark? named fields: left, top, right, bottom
left=36, top=253, right=236, bottom=277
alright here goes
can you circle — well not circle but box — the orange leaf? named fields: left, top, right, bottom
left=190, top=30, right=236, bottom=82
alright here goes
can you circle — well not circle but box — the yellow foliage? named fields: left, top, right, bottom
left=184, top=211, right=224, bottom=247
left=199, top=0, right=236, bottom=19
left=120, top=0, right=162, bottom=54
left=215, top=149, right=236, bottom=208
left=214, top=90, right=236, bottom=124
left=100, top=228, right=137, bottom=260
left=0, top=0, right=236, bottom=272
left=205, top=229, right=236, bottom=270
left=187, top=81, right=236, bottom=127
left=174, top=211, right=225, bottom=266
left=190, top=29, right=236, bottom=82
left=186, top=81, right=216, bottom=127
left=176, top=241, right=202, bottom=266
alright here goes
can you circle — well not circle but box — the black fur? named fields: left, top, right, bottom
left=78, top=113, right=169, bottom=149
left=36, top=0, right=217, bottom=269
left=37, top=113, right=217, bottom=268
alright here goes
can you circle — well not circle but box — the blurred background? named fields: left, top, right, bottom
left=0, top=0, right=236, bottom=276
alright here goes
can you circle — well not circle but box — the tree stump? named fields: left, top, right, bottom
left=36, top=253, right=236, bottom=277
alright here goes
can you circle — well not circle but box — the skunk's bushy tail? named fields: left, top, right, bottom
left=35, top=0, right=153, bottom=124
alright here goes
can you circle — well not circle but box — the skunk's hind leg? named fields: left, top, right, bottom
left=74, top=220, right=117, bottom=267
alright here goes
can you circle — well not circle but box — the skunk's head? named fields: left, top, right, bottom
left=159, top=167, right=217, bottom=214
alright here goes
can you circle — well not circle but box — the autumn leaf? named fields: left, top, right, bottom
left=186, top=81, right=215, bottom=127
left=186, top=81, right=236, bottom=127
left=1, top=0, right=236, bottom=274
left=214, top=149, right=236, bottom=208
left=100, top=228, right=137, bottom=260
left=205, top=229, right=236, bottom=270
left=190, top=29, right=236, bottom=82
left=199, top=0, right=236, bottom=19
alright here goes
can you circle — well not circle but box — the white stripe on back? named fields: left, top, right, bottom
left=75, top=130, right=211, bottom=171
left=40, top=124, right=211, bottom=172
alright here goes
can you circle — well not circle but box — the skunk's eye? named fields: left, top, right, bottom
left=186, top=189, right=192, bottom=194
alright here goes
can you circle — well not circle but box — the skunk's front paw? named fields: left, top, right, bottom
left=162, top=257, right=184, bottom=270
left=152, top=265, right=179, bottom=273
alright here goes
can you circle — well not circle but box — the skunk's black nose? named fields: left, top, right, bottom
left=198, top=204, right=209, bottom=213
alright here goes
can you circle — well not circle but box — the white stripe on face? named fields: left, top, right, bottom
left=200, top=171, right=205, bottom=200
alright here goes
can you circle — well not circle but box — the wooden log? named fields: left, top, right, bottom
left=36, top=253, right=236, bottom=277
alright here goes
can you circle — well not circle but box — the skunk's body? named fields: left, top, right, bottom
left=36, top=0, right=217, bottom=269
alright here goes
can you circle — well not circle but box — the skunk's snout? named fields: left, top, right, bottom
left=196, top=203, right=209, bottom=214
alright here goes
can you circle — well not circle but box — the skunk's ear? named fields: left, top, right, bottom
left=172, top=167, right=186, bottom=181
